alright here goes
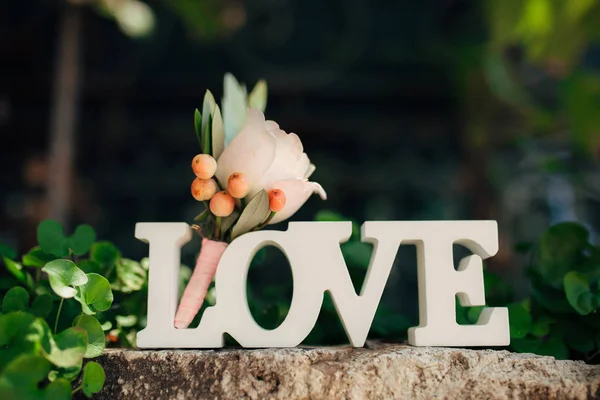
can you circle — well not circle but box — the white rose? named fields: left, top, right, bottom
left=215, top=108, right=326, bottom=224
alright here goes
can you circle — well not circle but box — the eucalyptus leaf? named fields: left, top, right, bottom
left=69, top=224, right=96, bottom=256
left=82, top=361, right=105, bottom=398
left=44, top=378, right=72, bottom=400
left=221, top=209, right=241, bottom=235
left=73, top=314, right=105, bottom=358
left=42, top=260, right=88, bottom=299
left=30, top=294, right=53, bottom=319
left=43, top=327, right=87, bottom=368
left=74, top=273, right=114, bottom=315
left=0, top=354, right=52, bottom=399
left=2, top=287, right=29, bottom=314
left=90, top=241, right=121, bottom=268
left=507, top=302, right=532, bottom=339
left=231, top=190, right=270, bottom=240
left=38, top=219, right=69, bottom=257
left=116, top=259, right=146, bottom=292
left=564, top=271, right=595, bottom=315
left=22, top=246, right=56, bottom=268
left=0, top=313, right=53, bottom=369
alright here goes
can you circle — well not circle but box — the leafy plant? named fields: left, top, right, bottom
left=0, top=219, right=162, bottom=398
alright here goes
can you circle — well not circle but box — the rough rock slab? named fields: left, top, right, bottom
left=92, top=342, right=600, bottom=400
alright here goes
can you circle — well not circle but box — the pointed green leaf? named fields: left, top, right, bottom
left=74, top=273, right=113, bottom=315
left=202, top=89, right=216, bottom=132
left=212, top=105, right=225, bottom=159
left=221, top=209, right=241, bottom=235
left=69, top=224, right=96, bottom=256
left=202, top=113, right=212, bottom=155
left=248, top=79, right=268, bottom=112
left=2, top=287, right=29, bottom=314
left=73, top=314, right=105, bottom=358
left=42, top=260, right=88, bottom=299
left=43, top=327, right=87, bottom=368
left=82, top=361, right=105, bottom=398
left=38, top=219, right=69, bottom=257
left=231, top=190, right=270, bottom=240
left=22, top=246, right=56, bottom=268
left=194, top=108, right=202, bottom=148
left=222, top=73, right=248, bottom=146
left=31, top=294, right=53, bottom=319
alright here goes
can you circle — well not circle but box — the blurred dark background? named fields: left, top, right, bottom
left=1, top=0, right=599, bottom=318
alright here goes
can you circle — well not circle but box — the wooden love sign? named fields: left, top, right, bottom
left=135, top=221, right=510, bottom=348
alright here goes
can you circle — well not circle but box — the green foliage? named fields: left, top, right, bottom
left=0, top=219, right=157, bottom=398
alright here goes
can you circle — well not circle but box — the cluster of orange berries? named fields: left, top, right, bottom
left=191, top=154, right=286, bottom=217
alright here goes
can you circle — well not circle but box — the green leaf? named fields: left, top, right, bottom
left=510, top=335, right=569, bottom=359
left=73, top=315, right=105, bottom=358
left=528, top=269, right=574, bottom=313
left=44, top=378, right=72, bottom=400
left=2, top=287, right=29, bottom=313
left=38, top=219, right=69, bottom=257
left=202, top=89, right=216, bottom=133
left=74, top=273, right=113, bottom=315
left=77, top=259, right=103, bottom=275
left=466, top=305, right=485, bottom=324
left=116, top=259, right=146, bottom=292
left=212, top=105, right=225, bottom=159
left=42, top=259, right=88, bottom=299
left=529, top=315, right=554, bottom=338
left=341, top=241, right=372, bottom=268
left=115, top=314, right=137, bottom=328
left=0, top=313, right=52, bottom=369
left=248, top=79, right=268, bottom=112
left=0, top=243, right=16, bottom=259
left=69, top=224, right=96, bottom=256
left=194, top=108, right=203, bottom=148
left=90, top=242, right=121, bottom=268
left=539, top=222, right=589, bottom=287
left=30, top=294, right=53, bottom=319
left=3, top=256, right=34, bottom=290
left=507, top=302, right=532, bottom=339
left=43, top=327, right=87, bottom=368
left=564, top=322, right=595, bottom=353
left=202, top=113, right=212, bottom=156
left=231, top=190, right=270, bottom=239
left=564, top=271, right=595, bottom=315
left=48, top=364, right=82, bottom=383
left=22, top=246, right=56, bottom=268
left=220, top=209, right=241, bottom=235
left=0, top=354, right=52, bottom=399
left=82, top=361, right=105, bottom=398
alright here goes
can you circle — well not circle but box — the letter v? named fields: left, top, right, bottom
left=326, top=222, right=399, bottom=347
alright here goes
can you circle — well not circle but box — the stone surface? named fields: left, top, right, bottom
left=91, top=342, right=600, bottom=400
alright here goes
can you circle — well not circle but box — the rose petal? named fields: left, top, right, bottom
left=216, top=109, right=277, bottom=191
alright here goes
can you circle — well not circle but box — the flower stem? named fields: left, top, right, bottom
left=253, top=211, right=276, bottom=231
left=72, top=386, right=82, bottom=395
left=54, top=298, right=64, bottom=334
left=215, top=216, right=222, bottom=239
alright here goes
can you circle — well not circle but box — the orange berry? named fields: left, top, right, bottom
left=210, top=191, right=235, bottom=217
left=191, top=178, right=218, bottom=201
left=268, top=189, right=286, bottom=212
left=227, top=172, right=249, bottom=198
left=192, top=154, right=217, bottom=179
